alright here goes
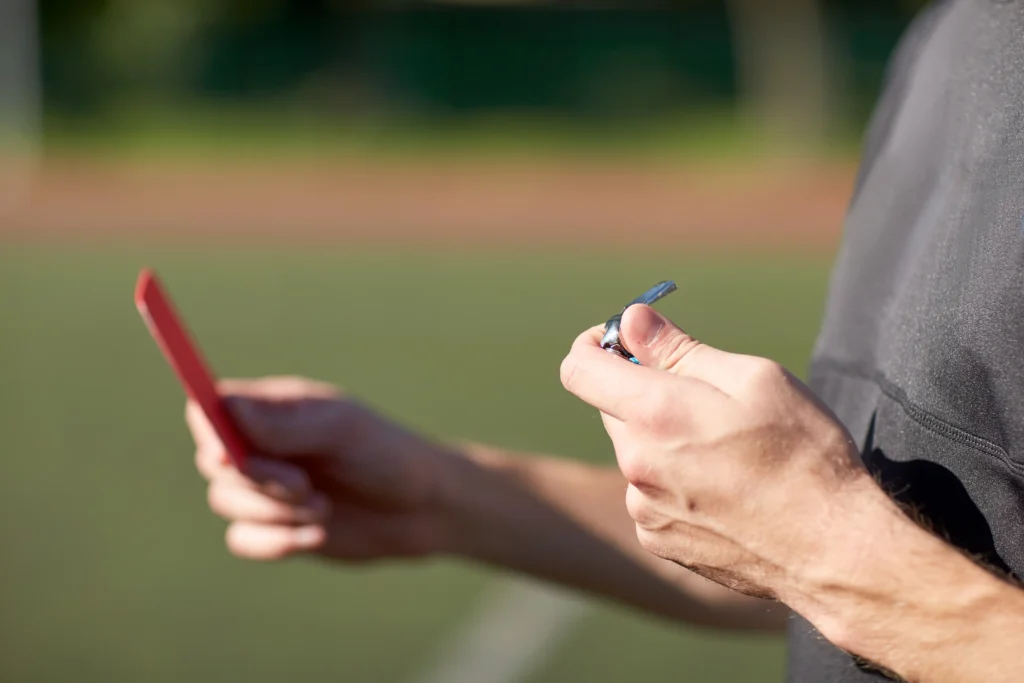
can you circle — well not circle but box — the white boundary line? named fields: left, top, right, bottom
left=408, top=577, right=591, bottom=683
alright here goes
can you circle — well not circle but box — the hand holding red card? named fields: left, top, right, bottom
left=135, top=269, right=251, bottom=469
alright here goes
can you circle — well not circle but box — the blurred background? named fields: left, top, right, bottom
left=1, top=2, right=925, bottom=682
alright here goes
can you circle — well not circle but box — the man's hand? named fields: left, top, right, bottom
left=559, top=303, right=871, bottom=605
left=560, top=304, right=1024, bottom=682
left=186, top=375, right=788, bottom=632
left=189, top=376, right=456, bottom=562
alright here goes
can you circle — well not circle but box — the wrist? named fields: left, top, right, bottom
left=429, top=441, right=509, bottom=559
left=793, top=475, right=1019, bottom=678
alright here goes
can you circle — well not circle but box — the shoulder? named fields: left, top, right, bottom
left=849, top=1, right=955, bottom=204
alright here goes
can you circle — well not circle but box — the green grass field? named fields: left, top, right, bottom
left=0, top=244, right=833, bottom=683
left=43, top=107, right=862, bottom=163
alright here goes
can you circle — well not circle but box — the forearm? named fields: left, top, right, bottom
left=438, top=442, right=787, bottom=632
left=793, top=477, right=1024, bottom=682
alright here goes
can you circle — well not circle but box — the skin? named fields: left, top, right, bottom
left=191, top=378, right=786, bottom=631
left=189, top=304, right=1024, bottom=683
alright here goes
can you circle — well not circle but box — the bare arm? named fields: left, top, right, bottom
left=438, top=442, right=788, bottom=632
left=790, top=480, right=1024, bottom=683
left=193, top=378, right=786, bottom=633
left=554, top=307, right=1024, bottom=682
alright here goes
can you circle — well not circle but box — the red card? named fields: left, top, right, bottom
left=135, top=269, right=251, bottom=469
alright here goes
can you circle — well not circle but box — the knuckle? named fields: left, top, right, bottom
left=206, top=483, right=229, bottom=516
left=194, top=447, right=226, bottom=479
left=194, top=449, right=210, bottom=477
left=634, top=527, right=669, bottom=559
left=661, top=334, right=703, bottom=371
left=617, top=448, right=653, bottom=487
left=625, top=485, right=668, bottom=534
left=632, top=390, right=674, bottom=435
left=635, top=528, right=657, bottom=553
left=624, top=484, right=648, bottom=522
left=640, top=410, right=671, bottom=436
left=746, top=358, right=786, bottom=391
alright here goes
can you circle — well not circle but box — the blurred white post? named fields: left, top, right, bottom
left=725, top=0, right=830, bottom=147
left=0, top=0, right=42, bottom=216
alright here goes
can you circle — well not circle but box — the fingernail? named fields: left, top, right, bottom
left=633, top=305, right=665, bottom=346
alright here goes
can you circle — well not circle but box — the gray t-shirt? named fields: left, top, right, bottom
left=791, top=1, right=1024, bottom=680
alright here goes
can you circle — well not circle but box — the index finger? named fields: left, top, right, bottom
left=559, top=326, right=673, bottom=420
left=186, top=399, right=222, bottom=452
left=186, top=400, right=234, bottom=474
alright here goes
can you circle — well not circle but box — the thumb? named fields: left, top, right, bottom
left=620, top=304, right=713, bottom=374
left=225, top=394, right=351, bottom=458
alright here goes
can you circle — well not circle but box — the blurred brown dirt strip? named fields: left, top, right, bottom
left=0, top=157, right=856, bottom=251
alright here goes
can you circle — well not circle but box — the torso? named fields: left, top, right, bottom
left=791, top=1, right=1024, bottom=679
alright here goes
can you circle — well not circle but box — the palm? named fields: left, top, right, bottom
left=193, top=377, right=451, bottom=563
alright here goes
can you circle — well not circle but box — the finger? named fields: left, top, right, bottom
left=625, top=482, right=648, bottom=525
left=243, top=457, right=314, bottom=500
left=619, top=305, right=732, bottom=386
left=577, top=324, right=607, bottom=346
left=202, top=456, right=315, bottom=503
left=193, top=440, right=309, bottom=493
left=208, top=483, right=330, bottom=525
left=560, top=327, right=674, bottom=420
left=186, top=401, right=229, bottom=467
left=218, top=376, right=339, bottom=402
left=600, top=411, right=630, bottom=443
left=225, top=522, right=327, bottom=561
